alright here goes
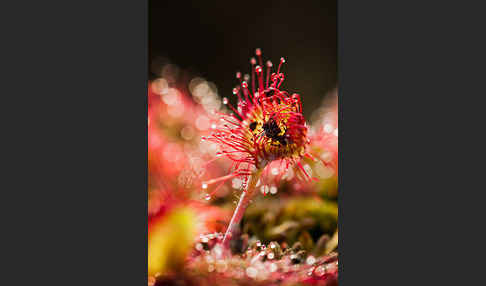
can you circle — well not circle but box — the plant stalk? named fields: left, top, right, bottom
left=222, top=168, right=263, bottom=248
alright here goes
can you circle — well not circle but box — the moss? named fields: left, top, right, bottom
left=242, top=196, right=338, bottom=252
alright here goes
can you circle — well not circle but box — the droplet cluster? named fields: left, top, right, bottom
left=174, top=233, right=339, bottom=285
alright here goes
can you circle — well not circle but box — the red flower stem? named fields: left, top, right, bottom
left=222, top=168, right=263, bottom=248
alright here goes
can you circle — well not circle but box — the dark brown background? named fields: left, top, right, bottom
left=149, top=0, right=337, bottom=118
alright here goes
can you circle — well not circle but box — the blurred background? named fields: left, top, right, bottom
left=149, top=0, right=337, bottom=119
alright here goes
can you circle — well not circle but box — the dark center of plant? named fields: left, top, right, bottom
left=263, top=118, right=281, bottom=138
left=262, top=118, right=288, bottom=146
left=249, top=122, right=257, bottom=131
